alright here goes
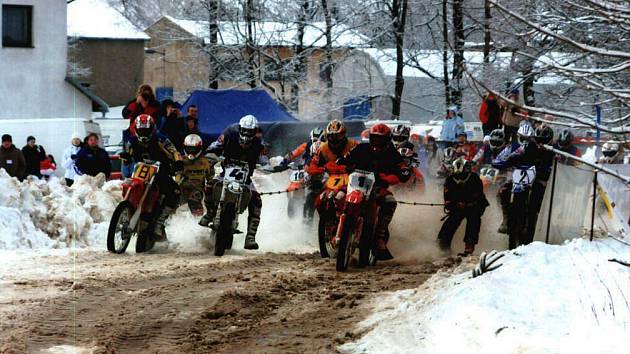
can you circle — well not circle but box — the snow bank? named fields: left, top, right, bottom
left=342, top=238, right=630, bottom=354
left=0, top=170, right=122, bottom=249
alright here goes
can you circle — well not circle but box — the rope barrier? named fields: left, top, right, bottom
left=259, top=186, right=304, bottom=196
left=398, top=201, right=445, bottom=207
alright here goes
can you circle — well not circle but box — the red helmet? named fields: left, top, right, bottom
left=369, top=123, right=392, bottom=151
left=135, top=114, right=156, bottom=143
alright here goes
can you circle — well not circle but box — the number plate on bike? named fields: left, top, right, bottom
left=512, top=166, right=536, bottom=192
left=348, top=170, right=376, bottom=196
left=132, top=163, right=158, bottom=182
left=325, top=174, right=348, bottom=190
left=224, top=165, right=248, bottom=183
left=290, top=170, right=306, bottom=183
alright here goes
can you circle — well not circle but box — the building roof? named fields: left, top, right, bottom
left=65, top=77, right=110, bottom=114
left=67, top=0, right=149, bottom=40
left=159, top=16, right=369, bottom=48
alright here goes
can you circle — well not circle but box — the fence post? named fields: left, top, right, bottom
left=590, top=169, right=598, bottom=242
left=545, top=158, right=558, bottom=244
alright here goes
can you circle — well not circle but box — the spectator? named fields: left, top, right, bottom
left=75, top=133, right=111, bottom=178
left=40, top=154, right=57, bottom=180
left=0, top=134, right=26, bottom=179
left=22, top=136, right=46, bottom=178
left=62, top=134, right=82, bottom=186
left=159, top=99, right=186, bottom=150
left=500, top=89, right=523, bottom=142
left=184, top=115, right=213, bottom=150
left=478, top=92, right=502, bottom=136
left=185, top=105, right=198, bottom=120
left=454, top=132, right=476, bottom=161
left=122, top=84, right=160, bottom=131
left=440, top=106, right=465, bottom=146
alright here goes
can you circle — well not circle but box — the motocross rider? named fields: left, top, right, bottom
left=437, top=157, right=489, bottom=256
left=599, top=141, right=624, bottom=164
left=492, top=124, right=530, bottom=234
left=337, top=124, right=412, bottom=261
left=306, top=120, right=357, bottom=181
left=554, top=129, right=582, bottom=165
left=199, top=115, right=266, bottom=250
left=282, top=127, right=325, bottom=220
left=180, top=134, right=214, bottom=216
left=119, top=114, right=184, bottom=241
left=392, top=124, right=423, bottom=186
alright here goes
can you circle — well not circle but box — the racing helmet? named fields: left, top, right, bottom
left=369, top=123, right=392, bottom=152
left=489, top=129, right=506, bottom=151
left=392, top=124, right=411, bottom=148
left=135, top=114, right=156, bottom=143
left=534, top=125, right=554, bottom=145
left=310, top=127, right=324, bottom=143
left=602, top=141, right=620, bottom=158
left=325, top=120, right=347, bottom=152
left=183, top=134, right=203, bottom=160
left=517, top=122, right=534, bottom=145
left=557, top=130, right=574, bottom=149
left=443, top=147, right=456, bottom=161
left=239, top=114, right=258, bottom=145
left=398, top=147, right=415, bottom=166
left=452, top=156, right=470, bottom=175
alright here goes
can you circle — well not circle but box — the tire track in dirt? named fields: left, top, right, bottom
left=0, top=252, right=461, bottom=354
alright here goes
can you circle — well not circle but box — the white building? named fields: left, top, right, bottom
left=0, top=0, right=105, bottom=173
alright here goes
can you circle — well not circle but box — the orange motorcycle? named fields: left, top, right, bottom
left=316, top=172, right=349, bottom=258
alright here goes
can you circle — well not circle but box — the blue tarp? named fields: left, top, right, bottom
left=181, top=89, right=297, bottom=137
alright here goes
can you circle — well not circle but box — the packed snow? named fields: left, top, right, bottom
left=67, top=0, right=149, bottom=40
left=341, top=237, right=630, bottom=354
left=0, top=170, right=121, bottom=249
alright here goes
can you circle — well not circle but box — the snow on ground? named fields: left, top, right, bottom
left=341, top=237, right=630, bottom=354
left=0, top=170, right=122, bottom=250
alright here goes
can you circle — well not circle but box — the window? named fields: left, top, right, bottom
left=2, top=5, right=33, bottom=47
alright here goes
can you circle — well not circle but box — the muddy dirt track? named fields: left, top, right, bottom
left=0, top=250, right=463, bottom=354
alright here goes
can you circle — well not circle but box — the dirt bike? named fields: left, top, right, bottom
left=507, top=165, right=536, bottom=250
left=286, top=163, right=306, bottom=218
left=317, top=172, right=348, bottom=258
left=107, top=161, right=169, bottom=254
left=208, top=160, right=252, bottom=257
left=335, top=170, right=378, bottom=272
left=479, top=165, right=506, bottom=192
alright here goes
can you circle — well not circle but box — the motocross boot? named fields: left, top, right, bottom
left=198, top=202, right=218, bottom=228
left=457, top=243, right=475, bottom=257
left=244, top=205, right=261, bottom=250
left=153, top=206, right=175, bottom=242
left=498, top=209, right=509, bottom=234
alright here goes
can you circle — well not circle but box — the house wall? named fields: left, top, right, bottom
left=0, top=0, right=92, bottom=120
left=70, top=38, right=146, bottom=107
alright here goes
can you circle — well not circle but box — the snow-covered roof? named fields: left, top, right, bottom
left=161, top=16, right=369, bottom=48
left=68, top=0, right=149, bottom=40
left=363, top=48, right=573, bottom=85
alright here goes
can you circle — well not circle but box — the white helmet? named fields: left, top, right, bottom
left=239, top=114, right=258, bottom=145
left=183, top=134, right=203, bottom=160
left=517, top=122, right=534, bottom=145
left=602, top=141, right=620, bottom=158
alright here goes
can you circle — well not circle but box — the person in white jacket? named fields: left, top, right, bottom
left=62, top=134, right=82, bottom=186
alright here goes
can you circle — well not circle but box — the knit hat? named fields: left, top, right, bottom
left=2, top=134, right=11, bottom=143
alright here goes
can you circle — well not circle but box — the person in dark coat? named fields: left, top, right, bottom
left=0, top=134, right=26, bottom=179
left=437, top=157, right=489, bottom=256
left=22, top=136, right=46, bottom=178
left=184, top=115, right=213, bottom=150
left=75, top=133, right=112, bottom=178
left=159, top=99, right=186, bottom=151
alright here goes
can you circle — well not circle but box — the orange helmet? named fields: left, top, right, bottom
left=325, top=120, right=347, bottom=152
left=135, top=114, right=156, bottom=143
left=369, top=123, right=392, bottom=151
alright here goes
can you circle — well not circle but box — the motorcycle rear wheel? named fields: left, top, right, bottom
left=135, top=229, right=155, bottom=253
left=336, top=215, right=356, bottom=272
left=107, top=201, right=134, bottom=254
left=215, top=203, right=236, bottom=257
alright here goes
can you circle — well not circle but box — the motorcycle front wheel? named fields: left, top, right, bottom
left=358, top=221, right=377, bottom=268
left=215, top=203, right=236, bottom=257
left=107, top=201, right=134, bottom=254
left=336, top=215, right=357, bottom=272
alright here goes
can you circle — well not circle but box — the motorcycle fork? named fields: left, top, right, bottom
left=129, top=176, right=156, bottom=230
